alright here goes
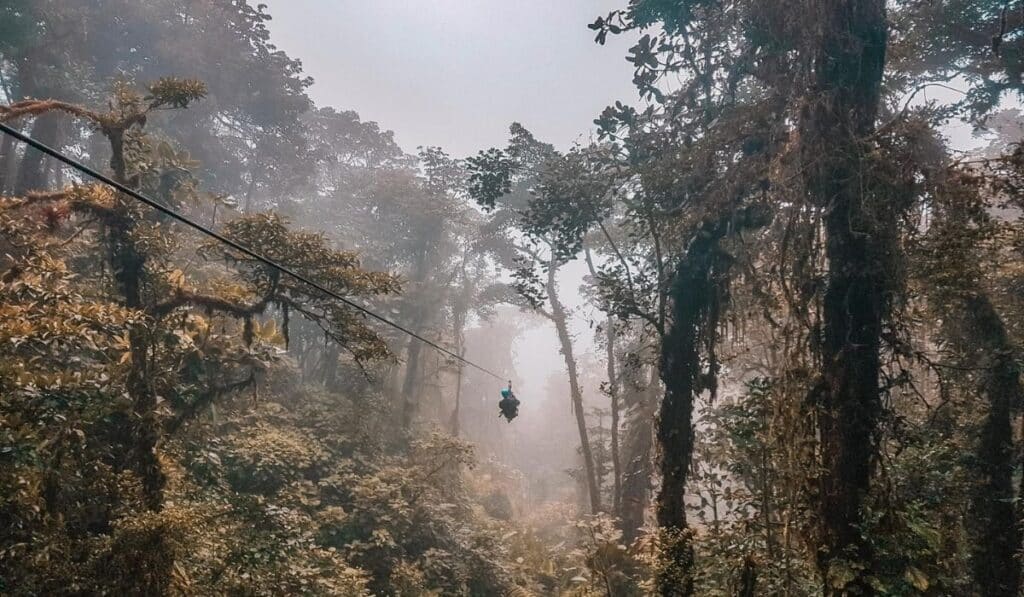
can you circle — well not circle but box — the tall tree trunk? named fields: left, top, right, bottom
left=100, top=128, right=164, bottom=511
left=450, top=308, right=465, bottom=438
left=621, top=365, right=657, bottom=543
left=799, top=0, right=888, bottom=591
left=400, top=249, right=432, bottom=432
left=14, top=114, right=59, bottom=194
left=606, top=320, right=623, bottom=516
left=656, top=208, right=766, bottom=595
left=0, top=128, right=16, bottom=194
left=400, top=331, right=424, bottom=431
left=547, top=263, right=601, bottom=514
left=322, top=342, right=341, bottom=390
left=955, top=294, right=1023, bottom=596
left=450, top=250, right=471, bottom=437
left=656, top=226, right=721, bottom=596
left=586, top=248, right=623, bottom=515
left=451, top=358, right=463, bottom=437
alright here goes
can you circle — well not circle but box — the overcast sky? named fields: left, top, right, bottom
left=262, top=0, right=640, bottom=158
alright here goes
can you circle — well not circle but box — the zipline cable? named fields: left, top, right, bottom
left=0, top=121, right=507, bottom=381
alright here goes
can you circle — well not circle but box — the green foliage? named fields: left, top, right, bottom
left=567, top=513, right=649, bottom=596
left=146, top=77, right=208, bottom=109
left=224, top=425, right=329, bottom=494
left=170, top=389, right=548, bottom=596
left=0, top=81, right=406, bottom=594
left=466, top=148, right=513, bottom=210
left=688, top=379, right=819, bottom=595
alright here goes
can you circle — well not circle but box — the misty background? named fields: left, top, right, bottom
left=262, top=0, right=643, bottom=434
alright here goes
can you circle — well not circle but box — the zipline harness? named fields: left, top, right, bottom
left=498, top=381, right=520, bottom=422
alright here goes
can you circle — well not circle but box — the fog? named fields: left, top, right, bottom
left=262, top=0, right=638, bottom=456
left=5, top=0, right=1024, bottom=593
left=262, top=0, right=640, bottom=156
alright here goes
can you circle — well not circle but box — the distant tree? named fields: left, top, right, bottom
left=468, top=123, right=604, bottom=515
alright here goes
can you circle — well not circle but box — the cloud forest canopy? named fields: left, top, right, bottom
left=2, top=0, right=1024, bottom=595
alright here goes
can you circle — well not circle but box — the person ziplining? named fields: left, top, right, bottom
left=0, top=123, right=527, bottom=432
left=498, top=381, right=520, bottom=422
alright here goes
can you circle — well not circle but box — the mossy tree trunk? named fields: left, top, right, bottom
left=957, top=294, right=1022, bottom=596
left=656, top=207, right=766, bottom=595
left=798, top=0, right=888, bottom=591
left=621, top=366, right=657, bottom=543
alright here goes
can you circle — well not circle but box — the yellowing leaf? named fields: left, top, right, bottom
left=113, top=333, right=131, bottom=350
left=252, top=318, right=284, bottom=345
left=167, top=269, right=186, bottom=287
left=904, top=567, right=929, bottom=592
left=828, top=559, right=859, bottom=589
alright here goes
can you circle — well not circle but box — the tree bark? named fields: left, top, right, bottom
left=400, top=330, right=424, bottom=431
left=105, top=128, right=165, bottom=512
left=547, top=262, right=602, bottom=514
left=400, top=249, right=432, bottom=432
left=798, top=0, right=888, bottom=592
left=322, top=342, right=341, bottom=390
left=621, top=365, right=657, bottom=543
left=656, top=224, right=721, bottom=596
left=606, top=320, right=623, bottom=516
left=656, top=207, right=767, bottom=595
left=956, top=294, right=1023, bottom=596
left=451, top=356, right=463, bottom=437
left=450, top=250, right=472, bottom=437
left=14, top=113, right=59, bottom=194
left=0, top=128, right=16, bottom=194
left=585, top=247, right=624, bottom=515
